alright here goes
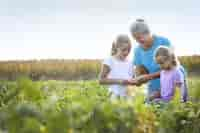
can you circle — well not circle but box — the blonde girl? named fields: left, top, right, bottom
left=99, top=34, right=137, bottom=99
left=154, top=46, right=188, bottom=102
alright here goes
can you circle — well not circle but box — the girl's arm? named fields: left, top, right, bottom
left=175, top=70, right=188, bottom=102
left=99, top=64, right=130, bottom=85
left=176, top=82, right=188, bottom=102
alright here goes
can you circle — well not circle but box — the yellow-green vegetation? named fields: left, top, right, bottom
left=179, top=56, right=200, bottom=72
left=0, top=56, right=199, bottom=80
left=0, top=77, right=200, bottom=133
left=0, top=59, right=101, bottom=80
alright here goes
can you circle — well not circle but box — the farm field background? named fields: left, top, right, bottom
left=0, top=56, right=199, bottom=81
left=0, top=56, right=200, bottom=133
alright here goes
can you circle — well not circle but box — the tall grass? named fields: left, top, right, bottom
left=0, top=59, right=101, bottom=80
left=0, top=56, right=199, bottom=80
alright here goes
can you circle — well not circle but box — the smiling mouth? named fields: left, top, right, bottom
left=139, top=41, right=145, bottom=44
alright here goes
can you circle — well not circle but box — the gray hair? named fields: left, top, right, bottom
left=130, top=19, right=150, bottom=35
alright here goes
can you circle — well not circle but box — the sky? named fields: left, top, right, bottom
left=0, top=0, right=200, bottom=60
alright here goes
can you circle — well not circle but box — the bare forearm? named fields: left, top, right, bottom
left=176, top=82, right=188, bottom=102
left=134, top=72, right=160, bottom=86
left=99, top=78, right=125, bottom=85
left=148, top=72, right=160, bottom=80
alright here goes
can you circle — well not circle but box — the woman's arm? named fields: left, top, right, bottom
left=146, top=71, right=160, bottom=80
left=134, top=66, right=160, bottom=86
left=99, top=64, right=130, bottom=85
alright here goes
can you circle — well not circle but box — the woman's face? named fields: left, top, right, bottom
left=132, top=33, right=152, bottom=49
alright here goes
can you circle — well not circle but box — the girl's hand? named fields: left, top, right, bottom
left=119, top=79, right=138, bottom=85
left=127, top=79, right=138, bottom=85
left=121, top=79, right=134, bottom=85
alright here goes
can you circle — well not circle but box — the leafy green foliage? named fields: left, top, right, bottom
left=0, top=77, right=200, bottom=133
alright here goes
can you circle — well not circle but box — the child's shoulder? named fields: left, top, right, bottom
left=173, top=66, right=185, bottom=78
left=102, top=56, right=114, bottom=67
left=178, top=65, right=187, bottom=77
left=103, top=56, right=113, bottom=62
left=161, top=67, right=180, bottom=74
left=127, top=59, right=134, bottom=66
left=103, top=57, right=133, bottom=67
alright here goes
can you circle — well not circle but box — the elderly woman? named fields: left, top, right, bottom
left=130, top=19, right=172, bottom=101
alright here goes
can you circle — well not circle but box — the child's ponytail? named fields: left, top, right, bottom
left=171, top=53, right=179, bottom=66
left=111, top=41, right=117, bottom=56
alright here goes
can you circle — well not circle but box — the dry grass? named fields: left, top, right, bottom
left=0, top=55, right=199, bottom=80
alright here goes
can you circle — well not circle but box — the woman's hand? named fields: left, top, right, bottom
left=136, top=74, right=153, bottom=84
left=125, top=75, right=151, bottom=86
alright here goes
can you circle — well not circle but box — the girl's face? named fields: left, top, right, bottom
left=116, top=44, right=131, bottom=60
left=156, top=56, right=173, bottom=70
